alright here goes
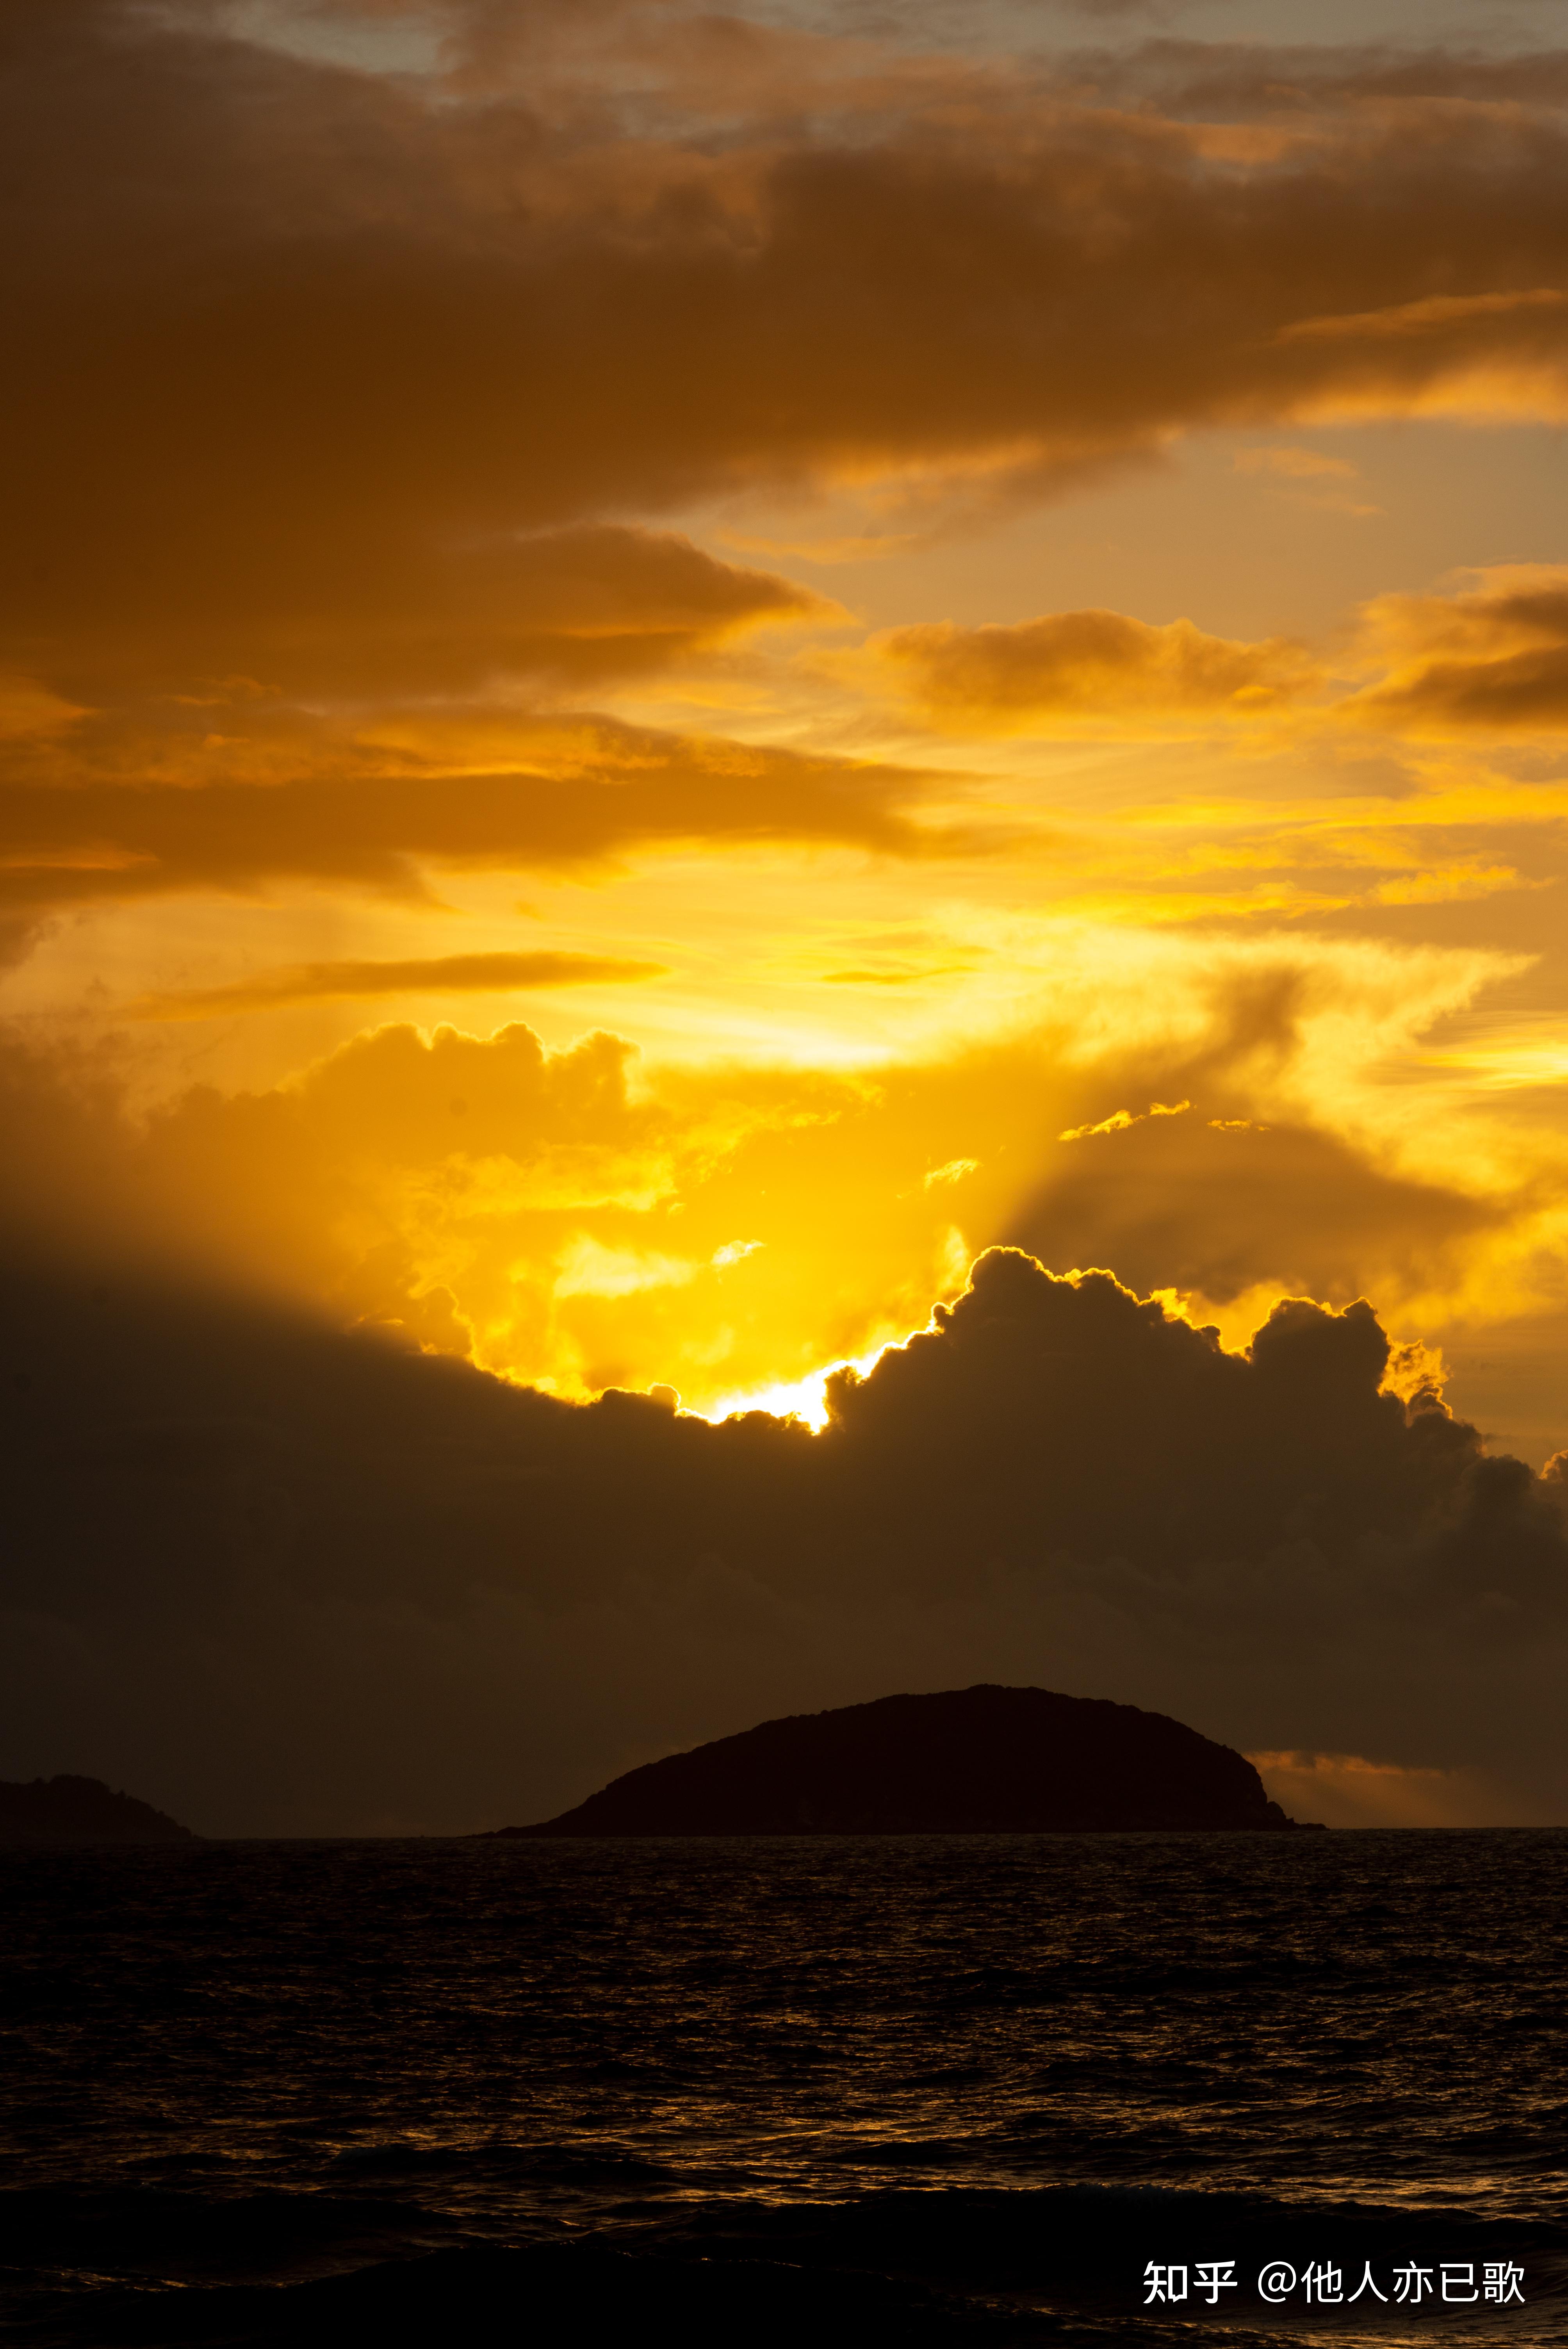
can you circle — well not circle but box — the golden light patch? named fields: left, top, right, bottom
left=0, top=678, right=91, bottom=738
left=1059, top=1102, right=1191, bottom=1141
left=1277, top=288, right=1568, bottom=345
left=1249, top=1753, right=1520, bottom=1829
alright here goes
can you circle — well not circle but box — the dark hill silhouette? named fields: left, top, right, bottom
left=494, top=1686, right=1320, bottom=1836
left=0, top=1775, right=196, bottom=1844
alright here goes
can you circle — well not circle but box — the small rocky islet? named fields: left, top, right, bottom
left=0, top=1775, right=195, bottom=1844
left=494, top=1683, right=1323, bottom=1837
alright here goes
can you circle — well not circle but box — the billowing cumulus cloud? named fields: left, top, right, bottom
left=3, top=1243, right=1563, bottom=1836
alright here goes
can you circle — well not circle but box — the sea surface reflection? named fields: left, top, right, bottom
left=2, top=1831, right=1564, bottom=2342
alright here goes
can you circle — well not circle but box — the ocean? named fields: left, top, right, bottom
left=2, top=1830, right=1564, bottom=2345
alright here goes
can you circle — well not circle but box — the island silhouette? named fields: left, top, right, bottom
left=494, top=1685, right=1321, bottom=1836
left=0, top=1775, right=196, bottom=1844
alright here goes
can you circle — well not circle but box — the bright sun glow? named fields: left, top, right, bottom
left=700, top=1339, right=914, bottom=1430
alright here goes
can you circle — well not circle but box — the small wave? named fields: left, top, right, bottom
left=13, top=2187, right=1562, bottom=2346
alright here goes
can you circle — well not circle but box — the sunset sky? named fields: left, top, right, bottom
left=5, top=0, right=1568, bottom=1833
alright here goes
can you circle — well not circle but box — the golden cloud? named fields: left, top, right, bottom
left=1347, top=566, right=1568, bottom=734
left=1058, top=1101, right=1191, bottom=1142
left=130, top=950, right=670, bottom=1021
left=37, top=523, right=837, bottom=705
left=1277, top=287, right=1568, bottom=347
left=0, top=2, right=1563, bottom=963
left=858, top=569, right=1568, bottom=755
left=0, top=920, right=1534, bottom=1413
left=9, top=4, right=1568, bottom=724
left=0, top=712, right=966, bottom=918
left=871, top=611, right=1319, bottom=733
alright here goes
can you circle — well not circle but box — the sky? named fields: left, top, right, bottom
left=4, top=0, right=1568, bottom=1832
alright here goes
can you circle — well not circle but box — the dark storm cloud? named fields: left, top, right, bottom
left=3, top=1239, right=1563, bottom=1836
left=995, top=962, right=1511, bottom=1315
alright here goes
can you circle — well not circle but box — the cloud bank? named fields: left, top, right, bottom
left=4, top=1242, right=1563, bottom=1836
left=5, top=2, right=1568, bottom=916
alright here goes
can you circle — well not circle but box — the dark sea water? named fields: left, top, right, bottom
left=2, top=1832, right=1565, bottom=2346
